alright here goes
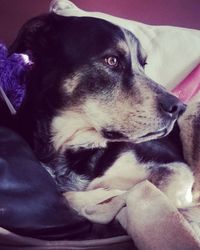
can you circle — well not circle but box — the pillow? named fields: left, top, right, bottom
left=50, top=0, right=200, bottom=90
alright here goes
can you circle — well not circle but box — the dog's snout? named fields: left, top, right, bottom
left=158, top=94, right=186, bottom=117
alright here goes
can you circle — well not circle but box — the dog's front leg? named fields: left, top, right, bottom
left=63, top=188, right=126, bottom=223
left=178, top=93, right=200, bottom=200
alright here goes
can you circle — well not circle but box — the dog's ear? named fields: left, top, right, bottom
left=9, top=14, right=56, bottom=64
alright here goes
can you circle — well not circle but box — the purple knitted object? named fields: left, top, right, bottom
left=0, top=43, right=31, bottom=110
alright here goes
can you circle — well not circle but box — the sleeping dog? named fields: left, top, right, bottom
left=9, top=13, right=198, bottom=218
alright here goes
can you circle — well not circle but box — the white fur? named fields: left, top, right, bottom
left=158, top=162, right=194, bottom=208
left=88, top=151, right=149, bottom=190
left=51, top=110, right=107, bottom=151
left=63, top=73, right=82, bottom=94
left=64, top=188, right=125, bottom=214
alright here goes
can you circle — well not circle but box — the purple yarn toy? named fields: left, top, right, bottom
left=0, top=43, right=31, bottom=112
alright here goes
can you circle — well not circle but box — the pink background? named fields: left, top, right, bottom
left=0, top=0, right=200, bottom=45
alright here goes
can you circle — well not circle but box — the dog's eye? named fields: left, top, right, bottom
left=105, top=56, right=119, bottom=67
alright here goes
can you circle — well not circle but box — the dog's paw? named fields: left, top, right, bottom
left=63, top=188, right=125, bottom=214
left=81, top=194, right=126, bottom=224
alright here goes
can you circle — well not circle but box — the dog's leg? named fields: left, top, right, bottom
left=178, top=93, right=200, bottom=200
left=63, top=188, right=126, bottom=223
left=87, top=166, right=193, bottom=209
left=148, top=162, right=194, bottom=208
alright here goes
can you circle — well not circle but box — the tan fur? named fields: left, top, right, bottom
left=63, top=72, right=82, bottom=94
left=117, top=40, right=129, bottom=55
left=51, top=110, right=107, bottom=151
left=178, top=93, right=200, bottom=200
left=87, top=152, right=148, bottom=190
left=51, top=76, right=171, bottom=151
left=82, top=79, right=170, bottom=144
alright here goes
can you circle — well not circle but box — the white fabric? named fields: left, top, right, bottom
left=50, top=0, right=200, bottom=90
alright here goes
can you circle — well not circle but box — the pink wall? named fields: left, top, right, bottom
left=0, top=0, right=200, bottom=45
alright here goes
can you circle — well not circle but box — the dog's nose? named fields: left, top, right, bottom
left=158, top=93, right=186, bottom=117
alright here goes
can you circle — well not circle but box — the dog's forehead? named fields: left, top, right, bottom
left=63, top=16, right=125, bottom=40
left=56, top=16, right=141, bottom=64
left=80, top=17, right=127, bottom=49
left=53, top=16, right=143, bottom=69
left=77, top=18, right=139, bottom=55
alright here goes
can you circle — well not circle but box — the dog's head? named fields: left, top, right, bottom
left=10, top=14, right=185, bottom=151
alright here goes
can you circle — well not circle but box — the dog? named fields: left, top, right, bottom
left=9, top=13, right=199, bottom=222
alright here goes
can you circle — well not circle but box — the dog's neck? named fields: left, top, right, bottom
left=51, top=110, right=107, bottom=152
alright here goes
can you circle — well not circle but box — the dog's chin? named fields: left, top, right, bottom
left=101, top=119, right=177, bottom=144
left=133, top=119, right=177, bottom=143
left=134, top=128, right=168, bottom=143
